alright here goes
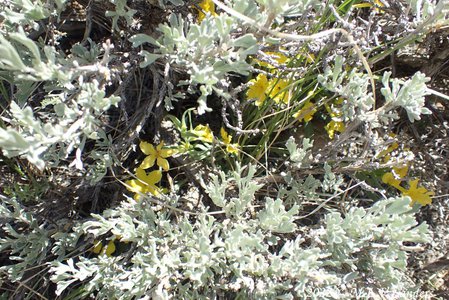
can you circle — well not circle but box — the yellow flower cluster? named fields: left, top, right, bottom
left=246, top=50, right=347, bottom=140
left=379, top=137, right=434, bottom=206
left=246, top=51, right=316, bottom=107
left=246, top=51, right=294, bottom=106
left=125, top=141, right=175, bottom=200
left=246, top=73, right=292, bottom=106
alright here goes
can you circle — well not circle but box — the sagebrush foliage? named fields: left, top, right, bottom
left=1, top=0, right=448, bottom=299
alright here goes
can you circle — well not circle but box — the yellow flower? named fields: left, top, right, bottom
left=382, top=172, right=404, bottom=191
left=125, top=167, right=162, bottom=200
left=392, top=164, right=408, bottom=179
left=247, top=74, right=292, bottom=105
left=382, top=170, right=434, bottom=207
left=256, top=51, right=290, bottom=69
left=325, top=120, right=345, bottom=139
left=140, top=141, right=174, bottom=171
left=294, top=102, right=317, bottom=122
left=192, top=124, right=214, bottom=143
left=220, top=127, right=231, bottom=144
left=104, top=240, right=116, bottom=256
left=324, top=100, right=345, bottom=138
left=197, top=0, right=217, bottom=23
left=246, top=74, right=269, bottom=107
left=268, top=78, right=291, bottom=104
left=92, top=240, right=103, bottom=254
left=220, top=127, right=239, bottom=155
left=91, top=240, right=116, bottom=257
left=266, top=52, right=289, bottom=64
left=403, top=179, right=434, bottom=206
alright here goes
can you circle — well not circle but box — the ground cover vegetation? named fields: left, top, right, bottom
left=1, top=0, right=449, bottom=298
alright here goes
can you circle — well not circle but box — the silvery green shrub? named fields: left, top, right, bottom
left=0, top=2, right=119, bottom=181
left=131, top=13, right=259, bottom=113
left=0, top=0, right=446, bottom=299
left=318, top=56, right=431, bottom=126
left=0, top=158, right=430, bottom=298
left=44, top=180, right=428, bottom=299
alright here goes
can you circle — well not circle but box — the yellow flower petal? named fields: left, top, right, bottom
left=220, top=127, right=239, bottom=154
left=126, top=168, right=162, bottom=199
left=144, top=170, right=162, bottom=186
left=105, top=240, right=116, bottom=257
left=256, top=51, right=290, bottom=69
left=325, top=120, right=345, bottom=139
left=247, top=74, right=269, bottom=107
left=294, top=102, right=316, bottom=122
left=135, top=167, right=147, bottom=179
left=140, top=155, right=156, bottom=169
left=125, top=179, right=146, bottom=194
left=268, top=78, right=290, bottom=104
left=220, top=127, right=231, bottom=144
left=392, top=165, right=408, bottom=179
left=192, top=124, right=214, bottom=143
left=382, top=172, right=403, bottom=190
left=403, top=179, right=434, bottom=206
left=267, top=52, right=289, bottom=64
left=197, top=0, right=217, bottom=22
left=156, top=141, right=165, bottom=151
left=159, top=148, right=176, bottom=158
left=92, top=240, right=102, bottom=254
left=226, top=144, right=239, bottom=155
left=145, top=185, right=159, bottom=196
left=140, top=141, right=156, bottom=156
left=157, top=157, right=170, bottom=171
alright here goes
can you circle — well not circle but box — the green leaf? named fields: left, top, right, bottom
left=130, top=34, right=160, bottom=47
left=0, top=33, right=27, bottom=71
left=9, top=27, right=41, bottom=61
left=139, top=50, right=162, bottom=68
left=258, top=198, right=299, bottom=233
left=232, top=33, right=257, bottom=49
left=0, top=127, right=29, bottom=151
left=384, top=197, right=413, bottom=215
